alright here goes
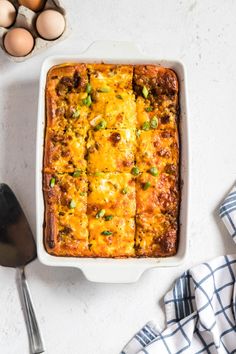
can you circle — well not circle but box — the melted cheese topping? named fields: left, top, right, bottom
left=45, top=128, right=87, bottom=173
left=44, top=173, right=87, bottom=214
left=47, top=94, right=90, bottom=133
left=88, top=91, right=136, bottom=129
left=87, top=129, right=136, bottom=173
left=136, top=173, right=178, bottom=216
left=55, top=214, right=89, bottom=256
left=88, top=64, right=133, bottom=91
left=136, top=130, right=179, bottom=173
left=88, top=172, right=136, bottom=217
left=136, top=214, right=177, bottom=257
left=89, top=216, right=135, bottom=257
left=136, top=96, right=177, bottom=130
left=44, top=63, right=179, bottom=258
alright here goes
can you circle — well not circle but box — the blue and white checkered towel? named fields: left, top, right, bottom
left=121, top=184, right=236, bottom=354
left=220, top=186, right=236, bottom=240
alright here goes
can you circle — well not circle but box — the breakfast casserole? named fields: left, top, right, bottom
left=43, top=63, right=179, bottom=257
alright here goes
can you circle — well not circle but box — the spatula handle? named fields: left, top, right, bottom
left=18, top=267, right=45, bottom=354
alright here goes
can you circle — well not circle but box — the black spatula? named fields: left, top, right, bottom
left=0, top=183, right=44, bottom=354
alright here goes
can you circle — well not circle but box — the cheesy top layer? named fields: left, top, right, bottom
left=44, top=63, right=179, bottom=258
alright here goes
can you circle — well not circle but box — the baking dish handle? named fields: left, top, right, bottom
left=81, top=40, right=146, bottom=59
left=80, top=265, right=148, bottom=284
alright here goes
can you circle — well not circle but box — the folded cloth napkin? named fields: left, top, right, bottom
left=121, top=185, right=236, bottom=354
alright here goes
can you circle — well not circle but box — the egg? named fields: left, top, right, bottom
left=36, top=9, right=65, bottom=40
left=4, top=28, right=34, bottom=57
left=18, top=0, right=45, bottom=12
left=0, top=0, right=16, bottom=28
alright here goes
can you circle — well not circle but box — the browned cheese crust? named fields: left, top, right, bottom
left=43, top=64, right=179, bottom=257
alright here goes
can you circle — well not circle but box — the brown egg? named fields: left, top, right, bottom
left=4, top=28, right=34, bottom=57
left=36, top=9, right=65, bottom=40
left=0, top=0, right=16, bottom=28
left=18, top=0, right=45, bottom=12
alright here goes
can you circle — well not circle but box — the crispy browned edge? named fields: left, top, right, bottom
left=43, top=65, right=62, bottom=255
left=43, top=64, right=180, bottom=258
left=43, top=70, right=51, bottom=254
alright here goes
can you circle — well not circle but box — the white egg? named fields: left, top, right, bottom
left=0, top=0, right=16, bottom=28
left=36, top=9, right=65, bottom=40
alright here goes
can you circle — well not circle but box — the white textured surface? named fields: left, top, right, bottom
left=0, top=0, right=236, bottom=353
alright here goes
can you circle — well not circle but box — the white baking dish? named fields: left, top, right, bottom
left=36, top=41, right=190, bottom=283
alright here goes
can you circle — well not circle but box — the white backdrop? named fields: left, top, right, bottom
left=0, top=1, right=236, bottom=353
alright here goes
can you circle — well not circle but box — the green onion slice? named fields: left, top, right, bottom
left=149, top=167, right=158, bottom=177
left=131, top=166, right=140, bottom=176
left=83, top=95, right=92, bottom=107
left=143, top=181, right=151, bottom=190
left=94, top=119, right=107, bottom=130
left=86, top=83, right=92, bottom=93
left=145, top=106, right=153, bottom=112
left=72, top=108, right=80, bottom=118
left=73, top=170, right=81, bottom=177
left=98, top=87, right=110, bottom=93
left=105, top=215, right=113, bottom=221
left=49, top=177, right=55, bottom=188
left=150, top=116, right=158, bottom=129
left=142, top=86, right=149, bottom=98
left=101, top=230, right=113, bottom=236
left=121, top=187, right=128, bottom=194
left=96, top=209, right=106, bottom=218
left=69, top=200, right=76, bottom=209
left=142, top=121, right=150, bottom=131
